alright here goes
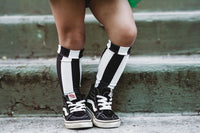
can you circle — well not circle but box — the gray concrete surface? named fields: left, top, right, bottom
left=0, top=113, right=200, bottom=133
left=0, top=55, right=200, bottom=115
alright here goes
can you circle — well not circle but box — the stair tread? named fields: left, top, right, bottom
left=1, top=11, right=200, bottom=24
left=1, top=55, right=200, bottom=66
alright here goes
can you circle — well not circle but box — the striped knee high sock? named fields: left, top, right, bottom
left=95, top=40, right=132, bottom=90
left=56, top=45, right=84, bottom=101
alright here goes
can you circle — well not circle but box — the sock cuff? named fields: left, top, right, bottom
left=57, top=44, right=84, bottom=59
left=107, top=40, right=132, bottom=55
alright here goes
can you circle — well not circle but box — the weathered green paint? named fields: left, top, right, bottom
left=134, top=0, right=200, bottom=12
left=0, top=0, right=52, bottom=15
left=0, top=65, right=61, bottom=116
left=134, top=20, right=200, bottom=55
left=0, top=16, right=200, bottom=58
left=0, top=57, right=200, bottom=116
left=0, top=0, right=200, bottom=15
left=0, top=23, right=58, bottom=58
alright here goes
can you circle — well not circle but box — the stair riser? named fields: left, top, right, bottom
left=0, top=14, right=200, bottom=58
left=1, top=0, right=200, bottom=15
left=0, top=64, right=199, bottom=116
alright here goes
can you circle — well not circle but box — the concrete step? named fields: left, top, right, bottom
left=0, top=114, right=200, bottom=133
left=0, top=0, right=200, bottom=15
left=0, top=55, right=200, bottom=116
left=0, top=11, right=200, bottom=59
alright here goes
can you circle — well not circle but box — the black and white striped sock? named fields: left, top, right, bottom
left=95, top=40, right=132, bottom=90
left=56, top=45, right=84, bottom=101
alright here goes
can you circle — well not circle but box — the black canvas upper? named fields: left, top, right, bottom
left=86, top=85, right=119, bottom=121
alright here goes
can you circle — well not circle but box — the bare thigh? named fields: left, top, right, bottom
left=89, top=0, right=137, bottom=46
left=49, top=0, right=86, bottom=50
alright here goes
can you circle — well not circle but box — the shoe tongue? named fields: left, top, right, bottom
left=67, top=92, right=77, bottom=101
left=67, top=90, right=83, bottom=102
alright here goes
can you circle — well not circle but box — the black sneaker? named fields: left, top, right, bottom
left=86, top=85, right=121, bottom=128
left=62, top=92, right=93, bottom=129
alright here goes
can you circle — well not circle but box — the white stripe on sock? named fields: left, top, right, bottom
left=57, top=45, right=61, bottom=53
left=69, top=50, right=80, bottom=59
left=108, top=55, right=129, bottom=89
left=106, top=40, right=111, bottom=49
left=61, top=57, right=74, bottom=95
left=95, top=49, right=114, bottom=88
left=106, top=40, right=130, bottom=55
left=118, top=47, right=130, bottom=55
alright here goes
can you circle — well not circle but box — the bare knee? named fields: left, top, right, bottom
left=112, top=24, right=137, bottom=47
left=59, top=30, right=85, bottom=50
left=107, top=23, right=137, bottom=47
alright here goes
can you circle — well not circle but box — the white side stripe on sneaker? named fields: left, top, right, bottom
left=87, top=99, right=97, bottom=112
left=63, top=107, right=68, bottom=116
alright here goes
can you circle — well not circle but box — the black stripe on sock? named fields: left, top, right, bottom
left=109, top=42, right=120, bottom=53
left=79, top=49, right=84, bottom=58
left=128, top=46, right=132, bottom=54
left=56, top=54, right=65, bottom=98
left=60, top=46, right=70, bottom=57
left=71, top=59, right=80, bottom=92
left=110, top=42, right=132, bottom=55
left=59, top=45, right=84, bottom=58
left=98, top=54, right=124, bottom=88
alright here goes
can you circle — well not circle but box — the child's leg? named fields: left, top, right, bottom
left=49, top=0, right=92, bottom=129
left=86, top=0, right=137, bottom=128
left=89, top=0, right=137, bottom=47
left=50, top=0, right=86, bottom=97
left=90, top=0, right=137, bottom=89
left=49, top=0, right=86, bottom=50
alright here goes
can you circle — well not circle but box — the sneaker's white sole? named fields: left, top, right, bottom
left=64, top=119, right=93, bottom=129
left=86, top=107, right=121, bottom=128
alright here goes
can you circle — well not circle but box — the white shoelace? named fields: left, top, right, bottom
left=67, top=100, right=86, bottom=113
left=97, top=95, right=112, bottom=110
